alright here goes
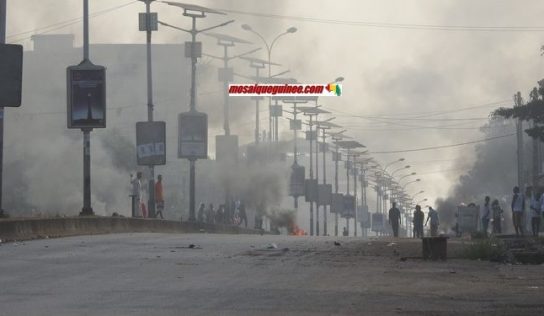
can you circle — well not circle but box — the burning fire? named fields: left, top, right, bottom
left=290, top=225, right=306, bottom=236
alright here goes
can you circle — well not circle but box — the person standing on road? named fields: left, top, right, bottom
left=481, top=196, right=491, bottom=237
left=413, top=205, right=424, bottom=238
left=216, top=205, right=225, bottom=224
left=197, top=203, right=205, bottom=223
left=388, top=202, right=401, bottom=237
left=511, top=186, right=525, bottom=236
left=531, top=188, right=542, bottom=237
left=154, top=174, right=164, bottom=219
left=425, top=206, right=439, bottom=237
left=491, top=199, right=503, bottom=234
left=206, top=203, right=215, bottom=224
left=130, top=172, right=143, bottom=217
left=238, top=201, right=248, bottom=228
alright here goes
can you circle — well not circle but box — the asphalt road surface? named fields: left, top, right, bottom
left=1, top=233, right=543, bottom=315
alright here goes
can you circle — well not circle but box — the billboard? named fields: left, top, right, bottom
left=136, top=121, right=166, bottom=166
left=67, top=62, right=106, bottom=129
left=304, top=179, right=318, bottom=202
left=0, top=44, right=23, bottom=107
left=289, top=164, right=305, bottom=197
left=305, top=130, right=317, bottom=141
left=319, top=142, right=329, bottom=152
left=290, top=119, right=302, bottom=130
left=178, top=111, right=208, bottom=159
left=317, top=183, right=332, bottom=206
left=342, top=194, right=355, bottom=218
left=330, top=193, right=344, bottom=214
left=216, top=134, right=238, bottom=164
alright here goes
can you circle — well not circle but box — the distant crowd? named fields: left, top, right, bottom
left=387, top=202, right=439, bottom=238
left=128, top=171, right=250, bottom=228
left=196, top=200, right=248, bottom=228
left=130, top=171, right=165, bottom=219
left=386, top=185, right=543, bottom=238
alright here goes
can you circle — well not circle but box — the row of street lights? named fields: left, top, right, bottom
left=139, top=1, right=426, bottom=235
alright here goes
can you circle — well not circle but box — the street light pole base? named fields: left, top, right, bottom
left=80, top=207, right=94, bottom=216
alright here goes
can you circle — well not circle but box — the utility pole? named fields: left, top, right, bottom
left=204, top=34, right=257, bottom=223
left=306, top=114, right=315, bottom=236
left=515, top=92, right=525, bottom=192
left=333, top=136, right=340, bottom=236
left=159, top=2, right=233, bottom=222
left=315, top=118, right=320, bottom=236
left=309, top=116, right=315, bottom=236
left=81, top=0, right=93, bottom=216
left=0, top=0, right=6, bottom=217
left=321, top=127, right=328, bottom=236
left=346, top=148, right=350, bottom=235
left=360, top=165, right=367, bottom=238
left=140, top=0, right=156, bottom=218
left=353, top=161, right=358, bottom=236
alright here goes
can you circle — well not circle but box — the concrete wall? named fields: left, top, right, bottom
left=0, top=217, right=264, bottom=241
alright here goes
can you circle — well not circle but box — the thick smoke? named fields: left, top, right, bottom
left=435, top=117, right=519, bottom=232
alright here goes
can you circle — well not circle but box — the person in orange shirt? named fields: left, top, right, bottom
left=155, top=174, right=164, bottom=219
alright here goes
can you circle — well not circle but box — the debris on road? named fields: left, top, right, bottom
left=267, top=243, right=278, bottom=249
left=334, top=241, right=341, bottom=246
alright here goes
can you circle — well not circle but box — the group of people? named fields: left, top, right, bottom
left=387, top=202, right=440, bottom=238
left=479, top=196, right=505, bottom=236
left=197, top=200, right=248, bottom=228
left=129, top=172, right=165, bottom=219
left=480, top=186, right=542, bottom=237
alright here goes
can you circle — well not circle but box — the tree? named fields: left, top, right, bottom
left=493, top=80, right=544, bottom=141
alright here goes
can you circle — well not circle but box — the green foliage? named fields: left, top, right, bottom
left=463, top=238, right=507, bottom=261
left=492, top=81, right=544, bottom=141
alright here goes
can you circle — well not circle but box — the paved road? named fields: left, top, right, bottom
left=1, top=233, right=543, bottom=315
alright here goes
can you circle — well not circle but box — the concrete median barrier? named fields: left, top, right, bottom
left=0, top=217, right=265, bottom=241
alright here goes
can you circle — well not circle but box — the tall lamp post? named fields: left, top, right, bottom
left=331, top=130, right=349, bottom=236
left=202, top=33, right=258, bottom=136
left=299, top=106, right=329, bottom=235
left=241, top=24, right=297, bottom=142
left=138, top=0, right=158, bottom=217
left=159, top=2, right=233, bottom=221
left=337, top=141, right=365, bottom=236
left=403, top=178, right=421, bottom=190
left=316, top=119, right=339, bottom=236
left=239, top=56, right=281, bottom=144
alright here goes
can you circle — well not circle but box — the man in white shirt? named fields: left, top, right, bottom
left=130, top=172, right=142, bottom=217
left=481, top=196, right=491, bottom=237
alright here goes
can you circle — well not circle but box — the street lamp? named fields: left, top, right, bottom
left=298, top=106, right=329, bottom=235
left=242, top=24, right=297, bottom=142
left=160, top=1, right=233, bottom=222
left=397, top=172, right=416, bottom=182
left=391, top=165, right=410, bottom=176
left=402, top=178, right=421, bottom=190
left=412, top=190, right=424, bottom=200
left=315, top=118, right=340, bottom=236
left=384, top=158, right=405, bottom=173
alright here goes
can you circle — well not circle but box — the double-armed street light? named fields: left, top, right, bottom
left=241, top=24, right=297, bottom=142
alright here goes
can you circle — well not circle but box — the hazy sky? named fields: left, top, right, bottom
left=6, top=0, right=544, bottom=204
